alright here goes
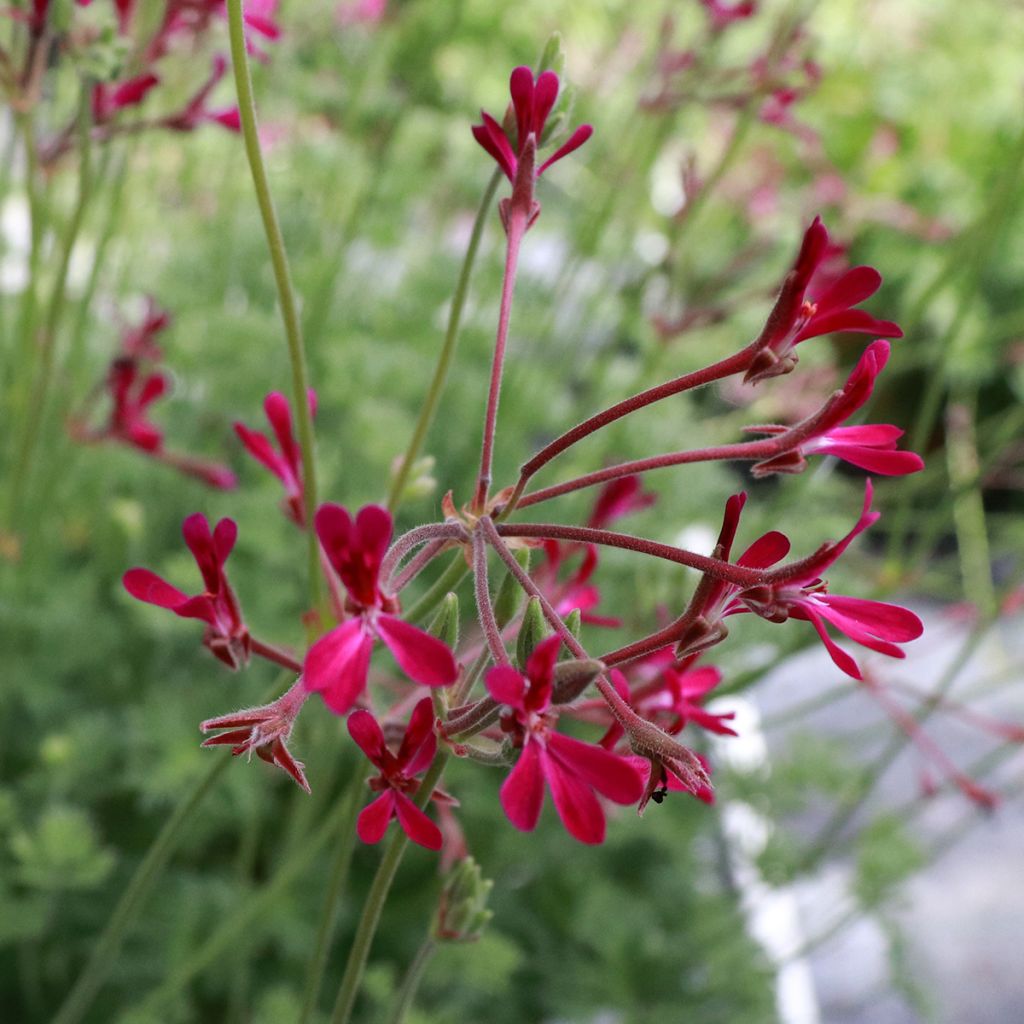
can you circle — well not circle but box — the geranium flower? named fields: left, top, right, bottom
left=123, top=514, right=250, bottom=669
left=120, top=296, right=170, bottom=361
left=201, top=679, right=310, bottom=791
left=486, top=636, right=643, bottom=844
left=745, top=217, right=902, bottom=383
left=163, top=55, right=240, bottom=133
left=348, top=697, right=446, bottom=850
left=303, top=505, right=458, bottom=715
left=234, top=391, right=315, bottom=526
left=747, top=340, right=925, bottom=477
left=700, top=0, right=756, bottom=32
left=535, top=541, right=620, bottom=628
left=92, top=74, right=160, bottom=124
left=105, top=358, right=168, bottom=453
left=586, top=475, right=657, bottom=530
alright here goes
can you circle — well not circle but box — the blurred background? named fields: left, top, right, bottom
left=2, top=0, right=1023, bottom=1021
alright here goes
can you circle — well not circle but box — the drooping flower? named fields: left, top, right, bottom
left=123, top=513, right=250, bottom=669
left=472, top=66, right=592, bottom=229
left=685, top=484, right=923, bottom=679
left=486, top=636, right=643, bottom=844
left=348, top=697, right=447, bottom=850
left=747, top=340, right=925, bottom=477
left=303, top=505, right=458, bottom=715
left=586, top=475, right=657, bottom=530
left=120, top=296, right=170, bottom=361
left=234, top=391, right=315, bottom=526
left=535, top=541, right=620, bottom=628
left=630, top=751, right=715, bottom=813
left=92, top=74, right=160, bottom=124
left=163, top=55, right=240, bottom=133
left=200, top=679, right=310, bottom=791
left=104, top=358, right=167, bottom=453
left=745, top=217, right=902, bottom=384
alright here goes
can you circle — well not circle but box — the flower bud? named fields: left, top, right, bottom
left=433, top=857, right=494, bottom=943
left=516, top=596, right=549, bottom=668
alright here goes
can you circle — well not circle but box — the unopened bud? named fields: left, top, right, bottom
left=551, top=658, right=604, bottom=704
left=516, top=597, right=549, bottom=668
left=494, top=548, right=530, bottom=628
left=433, top=857, right=494, bottom=943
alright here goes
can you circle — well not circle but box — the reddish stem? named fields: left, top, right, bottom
left=473, top=212, right=527, bottom=512
left=494, top=522, right=765, bottom=588
left=390, top=538, right=449, bottom=595
left=250, top=637, right=303, bottom=674
left=380, top=522, right=463, bottom=592
left=472, top=529, right=510, bottom=666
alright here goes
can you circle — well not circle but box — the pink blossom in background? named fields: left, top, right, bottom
left=336, top=0, right=387, bottom=26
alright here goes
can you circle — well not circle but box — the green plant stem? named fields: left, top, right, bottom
left=329, top=753, right=449, bottom=1024
left=297, top=770, right=366, bottom=1024
left=404, top=552, right=470, bottom=624
left=387, top=170, right=501, bottom=510
left=50, top=755, right=231, bottom=1024
left=386, top=934, right=438, bottom=1024
left=226, top=0, right=323, bottom=620
left=7, top=88, right=92, bottom=527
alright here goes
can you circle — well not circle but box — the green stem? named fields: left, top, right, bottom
left=226, top=0, right=323, bottom=620
left=7, top=87, right=93, bottom=527
left=388, top=169, right=500, bottom=511
left=296, top=771, right=366, bottom=1024
left=386, top=934, right=438, bottom=1024
left=50, top=755, right=232, bottom=1024
left=329, top=753, right=449, bottom=1024
left=403, top=552, right=470, bottom=624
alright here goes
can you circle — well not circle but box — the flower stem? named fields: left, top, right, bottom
left=226, top=0, right=323, bottom=620
left=250, top=637, right=303, bottom=673
left=403, top=552, right=470, bottom=624
left=472, top=529, right=509, bottom=665
left=386, top=934, right=438, bottom=1024
left=7, top=85, right=92, bottom=527
left=328, top=752, right=449, bottom=1024
left=388, top=169, right=501, bottom=511
left=474, top=212, right=527, bottom=512
left=296, top=770, right=366, bottom=1024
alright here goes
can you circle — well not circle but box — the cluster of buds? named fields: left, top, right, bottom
left=121, top=63, right=1018, bottom=869
left=69, top=299, right=236, bottom=489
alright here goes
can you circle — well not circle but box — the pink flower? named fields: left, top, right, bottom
left=234, top=391, right=315, bottom=526
left=745, top=217, right=902, bottom=383
left=163, top=55, right=240, bottom=133
left=630, top=752, right=715, bottom=813
left=336, top=0, right=387, bottom=26
left=536, top=541, right=620, bottom=628
left=105, top=359, right=167, bottom=453
left=472, top=67, right=592, bottom=228
left=691, top=484, right=924, bottom=679
left=120, top=297, right=170, bottom=361
left=586, top=475, right=657, bottom=530
left=632, top=663, right=737, bottom=738
left=700, top=0, right=756, bottom=32
left=747, top=340, right=925, bottom=477
left=92, top=74, right=160, bottom=124
left=123, top=513, right=250, bottom=669
left=201, top=679, right=310, bottom=791
left=486, top=636, right=643, bottom=844
left=241, top=0, right=281, bottom=61
left=348, top=697, right=446, bottom=850
left=303, top=505, right=458, bottom=715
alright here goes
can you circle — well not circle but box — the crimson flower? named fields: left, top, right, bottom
left=120, top=296, right=170, bottom=361
left=105, top=359, right=167, bottom=453
left=536, top=541, right=619, bottom=628
left=472, top=66, right=592, bottom=229
left=163, top=55, right=240, bottom=133
left=303, top=505, right=458, bottom=715
left=690, top=484, right=923, bottom=679
left=632, top=663, right=737, bottom=738
left=700, top=0, right=756, bottom=31
left=745, top=217, right=902, bottom=383
left=123, top=513, right=250, bottom=669
left=234, top=391, right=315, bottom=526
left=486, top=636, right=643, bottom=844
left=92, top=74, right=160, bottom=124
left=348, top=697, right=446, bottom=850
left=201, top=679, right=310, bottom=791
left=586, top=475, right=657, bottom=530
left=748, top=340, right=925, bottom=477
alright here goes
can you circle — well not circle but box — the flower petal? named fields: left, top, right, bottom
left=393, top=791, right=443, bottom=850
left=377, top=614, right=457, bottom=686
left=357, top=791, right=396, bottom=844
left=500, top=741, right=545, bottom=832
left=541, top=747, right=606, bottom=844
left=547, top=732, right=643, bottom=805
left=123, top=568, right=188, bottom=610
left=347, top=708, right=387, bottom=766
left=396, top=697, right=437, bottom=771
left=303, top=618, right=373, bottom=714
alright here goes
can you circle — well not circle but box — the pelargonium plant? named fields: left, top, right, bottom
left=104, top=46, right=946, bottom=1021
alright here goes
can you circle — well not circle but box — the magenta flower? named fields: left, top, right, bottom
left=105, top=359, right=168, bottom=453
left=234, top=391, right=315, bottom=526
left=123, top=513, right=250, bottom=669
left=748, top=340, right=925, bottom=477
left=634, top=663, right=737, bottom=738
left=745, top=217, right=902, bottom=383
left=303, top=505, right=458, bottom=715
left=486, top=636, right=643, bottom=844
left=120, top=296, right=170, bottom=361
left=586, top=475, right=657, bottom=530
left=201, top=679, right=310, bottom=792
left=536, top=541, right=620, bottom=628
left=163, top=55, right=240, bottom=133
left=691, top=484, right=923, bottom=679
left=348, top=697, right=445, bottom=850
left=92, top=74, right=160, bottom=124
left=472, top=66, right=592, bottom=229
left=700, top=0, right=756, bottom=31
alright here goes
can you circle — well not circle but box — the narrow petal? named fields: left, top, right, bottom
left=799, top=309, right=902, bottom=342
left=813, top=265, right=881, bottom=314
left=123, top=568, right=188, bottom=610
left=314, top=503, right=353, bottom=573
left=541, top=747, right=606, bottom=844
left=234, top=423, right=285, bottom=480
left=397, top=697, right=437, bottom=770
left=377, top=614, right=457, bottom=686
left=796, top=604, right=862, bottom=679
left=485, top=665, right=527, bottom=709
left=738, top=530, right=791, bottom=568
left=532, top=70, right=559, bottom=136
left=509, top=66, right=534, bottom=147
left=182, top=513, right=217, bottom=589
left=303, top=619, right=374, bottom=714
left=472, top=116, right=515, bottom=180
left=264, top=391, right=301, bottom=471
left=393, top=791, right=443, bottom=850
left=357, top=791, right=396, bottom=844
left=547, top=732, right=643, bottom=805
left=820, top=444, right=924, bottom=475
left=353, top=505, right=393, bottom=575
left=537, top=124, right=593, bottom=175
left=212, top=517, right=238, bottom=569
left=347, top=708, right=388, bottom=766
left=816, top=594, right=923, bottom=643
left=525, top=634, right=562, bottom=705
left=500, top=741, right=545, bottom=832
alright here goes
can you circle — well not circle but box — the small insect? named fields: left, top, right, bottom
left=650, top=785, right=669, bottom=805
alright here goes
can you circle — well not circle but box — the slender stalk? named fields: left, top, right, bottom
left=51, top=756, right=232, bottom=1024
left=328, top=753, right=449, bottom=1024
left=472, top=529, right=510, bottom=665
left=495, top=522, right=765, bottom=588
left=226, top=0, right=322, bottom=618
left=388, top=169, right=501, bottom=511
left=386, top=934, right=438, bottom=1024
left=403, top=552, right=470, bottom=624
left=7, top=87, right=93, bottom=525
left=391, top=539, right=448, bottom=595
left=296, top=771, right=366, bottom=1024
left=473, top=212, right=527, bottom=512
left=380, top=522, right=463, bottom=590
left=250, top=637, right=303, bottom=673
